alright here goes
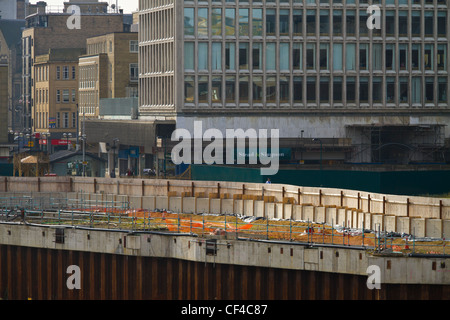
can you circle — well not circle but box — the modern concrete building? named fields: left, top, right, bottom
left=138, top=0, right=450, bottom=165
left=21, top=0, right=128, bottom=135
left=0, top=0, right=28, bottom=20
left=0, top=62, right=8, bottom=145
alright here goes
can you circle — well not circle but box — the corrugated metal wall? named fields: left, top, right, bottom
left=0, top=245, right=448, bottom=300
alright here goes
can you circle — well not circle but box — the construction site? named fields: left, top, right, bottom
left=0, top=176, right=448, bottom=300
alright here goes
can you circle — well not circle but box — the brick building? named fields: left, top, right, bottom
left=21, top=0, right=127, bottom=140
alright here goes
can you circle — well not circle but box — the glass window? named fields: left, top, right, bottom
left=320, top=44, right=329, bottom=70
left=212, top=42, right=222, bottom=70
left=198, top=8, right=209, bottom=37
left=266, top=9, right=276, bottom=36
left=320, top=77, right=329, bottom=102
left=346, top=10, right=355, bottom=36
left=359, top=77, right=368, bottom=102
left=293, top=10, right=303, bottom=36
left=412, top=44, right=421, bottom=70
left=212, top=8, right=222, bottom=36
left=359, top=11, right=368, bottom=37
left=438, top=77, right=447, bottom=102
left=307, top=10, right=316, bottom=35
left=399, top=77, right=408, bottom=102
left=293, top=43, right=303, bottom=70
left=184, top=42, right=194, bottom=70
left=266, top=76, right=277, bottom=103
left=399, top=44, right=408, bottom=70
left=346, top=43, right=356, bottom=70
left=239, top=42, right=249, bottom=69
left=425, top=44, right=434, bottom=70
left=306, top=43, right=315, bottom=70
left=56, top=89, right=61, bottom=103
left=333, top=77, right=342, bottom=102
left=226, top=76, right=236, bottom=103
left=239, top=76, right=249, bottom=103
left=412, top=77, right=422, bottom=103
left=185, top=76, right=195, bottom=103
left=280, top=9, right=290, bottom=36
left=252, top=43, right=262, bottom=70
left=253, top=8, right=263, bottom=36
left=373, top=77, right=382, bottom=103
left=386, top=77, right=395, bottom=103
left=253, top=76, right=263, bottom=103
left=184, top=8, right=195, bottom=36
left=333, top=43, right=343, bottom=70
left=373, top=44, right=382, bottom=70
left=63, top=89, right=70, bottom=103
left=385, top=44, right=395, bottom=70
left=333, top=10, right=342, bottom=36
left=198, top=42, right=209, bottom=70
left=239, top=8, right=249, bottom=36
left=307, top=77, right=316, bottom=102
left=425, top=77, right=434, bottom=102
left=212, top=76, right=222, bottom=103
left=280, top=76, right=290, bottom=103
left=386, top=11, right=395, bottom=36
left=359, top=44, right=368, bottom=70
left=425, top=11, right=434, bottom=37
left=280, top=43, right=290, bottom=71
left=398, top=11, right=407, bottom=37
left=320, top=10, right=329, bottom=36
left=412, top=11, right=421, bottom=37
left=438, top=12, right=447, bottom=37
left=198, top=76, right=209, bottom=103
left=293, top=76, right=303, bottom=103
left=266, top=43, right=276, bottom=71
left=225, top=9, right=236, bottom=36
left=225, top=43, right=235, bottom=70
left=438, top=44, right=447, bottom=70
left=346, top=77, right=355, bottom=102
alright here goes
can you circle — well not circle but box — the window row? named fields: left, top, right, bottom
left=56, top=89, right=77, bottom=104
left=35, top=66, right=49, bottom=82
left=183, top=0, right=447, bottom=5
left=184, top=75, right=448, bottom=105
left=184, top=7, right=448, bottom=38
left=34, top=112, right=77, bottom=129
left=184, top=41, right=448, bottom=72
left=139, top=8, right=174, bottom=42
left=56, top=66, right=77, bottom=81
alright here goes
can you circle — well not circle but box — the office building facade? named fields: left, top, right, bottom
left=139, top=0, right=450, bottom=164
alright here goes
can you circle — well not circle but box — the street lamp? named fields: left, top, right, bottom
left=313, top=138, right=323, bottom=187
left=111, top=138, right=119, bottom=178
left=79, top=132, right=87, bottom=177
left=41, top=132, right=51, bottom=154
left=63, top=133, right=72, bottom=150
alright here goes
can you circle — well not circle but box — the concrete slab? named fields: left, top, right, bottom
left=384, top=215, right=396, bottom=233
left=254, top=201, right=265, bottom=218
left=129, top=196, right=142, bottom=209
left=425, top=219, right=442, bottom=239
left=169, top=197, right=182, bottom=213
left=265, top=203, right=275, bottom=219
left=244, top=200, right=254, bottom=216
left=182, top=197, right=196, bottom=214
left=221, top=199, right=234, bottom=214
left=371, top=215, right=383, bottom=231
left=155, top=196, right=168, bottom=210
left=325, top=206, right=337, bottom=225
left=284, top=204, right=292, bottom=220
left=314, top=206, right=326, bottom=223
left=210, top=199, right=221, bottom=214
left=292, top=205, right=302, bottom=221
left=396, top=217, right=410, bottom=234
left=336, top=207, right=347, bottom=227
left=303, top=205, right=314, bottom=222
left=197, top=198, right=210, bottom=213
left=411, top=218, right=426, bottom=238
left=275, top=203, right=284, bottom=219
left=142, top=196, right=155, bottom=211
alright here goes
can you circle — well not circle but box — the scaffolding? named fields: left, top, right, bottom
left=347, top=124, right=447, bottom=164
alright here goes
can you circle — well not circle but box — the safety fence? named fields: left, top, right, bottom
left=1, top=205, right=448, bottom=256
